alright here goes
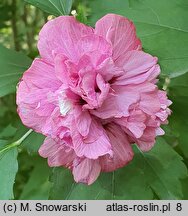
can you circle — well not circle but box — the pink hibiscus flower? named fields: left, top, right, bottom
left=16, top=14, right=171, bottom=185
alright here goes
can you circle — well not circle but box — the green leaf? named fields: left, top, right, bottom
left=24, top=0, right=73, bottom=16
left=49, top=168, right=112, bottom=200
left=168, top=72, right=188, bottom=157
left=0, top=124, right=17, bottom=139
left=21, top=131, right=44, bottom=155
left=181, top=177, right=188, bottom=199
left=88, top=0, right=188, bottom=78
left=49, top=138, right=187, bottom=200
left=134, top=138, right=187, bottom=199
left=0, top=45, right=32, bottom=97
left=49, top=166, right=153, bottom=200
left=13, top=123, right=45, bottom=155
left=76, top=4, right=89, bottom=24
left=19, top=157, right=51, bottom=200
left=0, top=140, right=18, bottom=200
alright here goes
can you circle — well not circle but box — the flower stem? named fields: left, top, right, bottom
left=14, top=129, right=33, bottom=145
left=0, top=129, right=33, bottom=155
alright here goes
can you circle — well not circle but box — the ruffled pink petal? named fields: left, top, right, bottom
left=16, top=59, right=61, bottom=134
left=140, top=91, right=161, bottom=115
left=73, top=158, right=101, bottom=185
left=71, top=118, right=112, bottom=159
left=156, top=110, right=169, bottom=122
left=100, top=123, right=134, bottom=172
left=136, top=127, right=156, bottom=151
left=158, top=90, right=172, bottom=109
left=126, top=122, right=146, bottom=138
left=95, top=14, right=141, bottom=61
left=114, top=51, right=160, bottom=85
left=96, top=57, right=123, bottom=82
left=115, top=110, right=147, bottom=139
left=38, top=16, right=93, bottom=62
left=39, top=137, right=76, bottom=167
left=95, top=73, right=110, bottom=107
left=156, top=127, right=165, bottom=136
left=74, top=107, right=91, bottom=137
left=19, top=58, right=61, bottom=89
left=78, top=66, right=97, bottom=107
left=55, top=54, right=80, bottom=92
left=76, top=34, right=112, bottom=65
left=91, top=85, right=140, bottom=119
left=79, top=73, right=111, bottom=110
left=155, top=90, right=172, bottom=126
left=54, top=54, right=69, bottom=84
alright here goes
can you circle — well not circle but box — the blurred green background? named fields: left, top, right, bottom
left=0, top=0, right=188, bottom=200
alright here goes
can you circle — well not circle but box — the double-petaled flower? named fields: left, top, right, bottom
left=17, top=14, right=171, bottom=185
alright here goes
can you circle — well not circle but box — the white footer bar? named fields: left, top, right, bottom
left=0, top=200, right=186, bottom=216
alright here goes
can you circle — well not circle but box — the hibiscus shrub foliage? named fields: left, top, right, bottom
left=0, top=0, right=188, bottom=200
